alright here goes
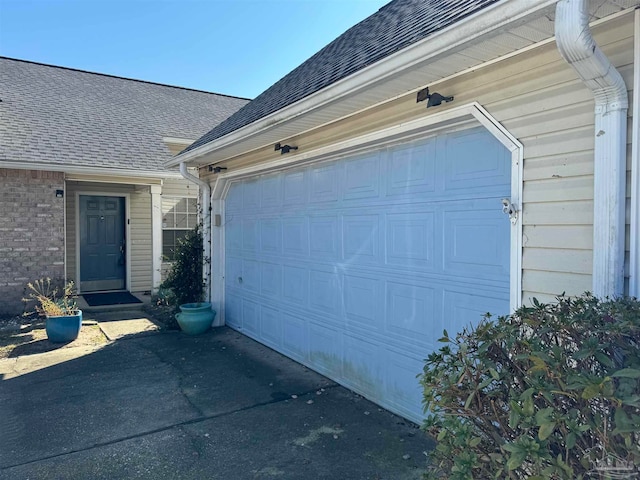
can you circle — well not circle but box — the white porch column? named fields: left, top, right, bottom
left=150, top=184, right=163, bottom=293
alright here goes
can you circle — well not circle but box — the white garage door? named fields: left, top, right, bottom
left=224, top=126, right=511, bottom=422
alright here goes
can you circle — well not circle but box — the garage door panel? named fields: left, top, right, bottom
left=242, top=217, right=259, bottom=252
left=385, top=138, right=437, bottom=198
left=282, top=265, right=309, bottom=306
left=260, top=305, right=282, bottom=349
left=226, top=218, right=243, bottom=251
left=282, top=313, right=308, bottom=362
left=260, top=218, right=281, bottom=254
left=385, top=211, right=436, bottom=270
left=443, top=207, right=510, bottom=281
left=260, top=262, right=282, bottom=297
left=343, top=274, right=382, bottom=330
left=443, top=289, right=509, bottom=339
left=343, top=333, right=383, bottom=394
left=443, top=130, right=511, bottom=191
left=385, top=281, right=439, bottom=341
left=309, top=269, right=341, bottom=317
left=342, top=214, right=380, bottom=265
left=225, top=292, right=242, bottom=330
left=242, top=299, right=260, bottom=336
left=241, top=259, right=261, bottom=293
left=225, top=181, right=244, bottom=213
left=261, top=173, right=283, bottom=209
left=343, top=152, right=381, bottom=201
left=385, top=347, right=425, bottom=421
left=283, top=170, right=307, bottom=206
left=224, top=126, right=511, bottom=423
left=243, top=179, right=260, bottom=210
left=309, top=322, right=343, bottom=377
left=310, top=215, right=339, bottom=259
left=282, top=217, right=309, bottom=256
left=310, top=163, right=340, bottom=203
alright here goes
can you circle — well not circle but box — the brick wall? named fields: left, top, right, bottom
left=0, top=169, right=65, bottom=316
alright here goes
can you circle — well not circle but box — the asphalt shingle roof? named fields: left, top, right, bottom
left=183, top=0, right=500, bottom=155
left=0, top=57, right=248, bottom=173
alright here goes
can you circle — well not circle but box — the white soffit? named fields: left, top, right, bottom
left=178, top=0, right=637, bottom=167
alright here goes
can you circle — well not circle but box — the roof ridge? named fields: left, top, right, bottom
left=0, top=56, right=251, bottom=101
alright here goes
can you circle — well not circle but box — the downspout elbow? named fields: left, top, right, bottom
left=179, top=162, right=211, bottom=302
left=555, top=0, right=628, bottom=110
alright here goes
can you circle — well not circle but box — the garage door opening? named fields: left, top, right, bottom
left=221, top=124, right=514, bottom=423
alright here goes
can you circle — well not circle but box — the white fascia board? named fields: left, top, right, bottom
left=0, top=161, right=183, bottom=181
left=168, top=0, right=557, bottom=168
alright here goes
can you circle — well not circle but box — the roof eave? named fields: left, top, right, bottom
left=166, top=0, right=558, bottom=168
left=0, top=161, right=183, bottom=180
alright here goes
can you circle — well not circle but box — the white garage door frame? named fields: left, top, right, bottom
left=209, top=101, right=523, bottom=330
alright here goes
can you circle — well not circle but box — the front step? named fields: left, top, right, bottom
left=76, top=292, right=150, bottom=314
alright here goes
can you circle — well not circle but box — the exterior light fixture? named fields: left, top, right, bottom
left=416, top=87, right=454, bottom=108
left=274, top=142, right=298, bottom=155
left=208, top=166, right=227, bottom=173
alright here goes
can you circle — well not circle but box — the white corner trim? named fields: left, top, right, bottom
left=150, top=185, right=163, bottom=292
left=209, top=102, right=524, bottom=320
left=630, top=9, right=640, bottom=298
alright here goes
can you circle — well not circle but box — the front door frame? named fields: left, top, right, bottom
left=75, top=191, right=131, bottom=294
left=209, top=102, right=524, bottom=324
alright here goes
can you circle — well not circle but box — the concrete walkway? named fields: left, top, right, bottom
left=0, top=325, right=434, bottom=479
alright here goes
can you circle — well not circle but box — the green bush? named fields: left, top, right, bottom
left=420, top=294, right=640, bottom=479
left=160, top=227, right=204, bottom=307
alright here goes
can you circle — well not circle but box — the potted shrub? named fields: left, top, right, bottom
left=24, top=278, right=82, bottom=343
left=161, top=227, right=215, bottom=335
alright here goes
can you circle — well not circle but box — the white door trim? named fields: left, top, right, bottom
left=74, top=191, right=131, bottom=294
left=209, top=102, right=524, bottom=322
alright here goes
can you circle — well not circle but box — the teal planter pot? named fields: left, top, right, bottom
left=46, top=310, right=82, bottom=343
left=176, top=303, right=215, bottom=335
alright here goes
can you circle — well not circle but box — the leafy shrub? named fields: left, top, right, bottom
left=160, top=227, right=204, bottom=307
left=420, top=294, right=640, bottom=479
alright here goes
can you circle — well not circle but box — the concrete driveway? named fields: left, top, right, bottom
left=0, top=324, right=434, bottom=479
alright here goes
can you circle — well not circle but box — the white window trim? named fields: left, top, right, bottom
left=160, top=195, right=199, bottom=264
left=209, top=102, right=523, bottom=325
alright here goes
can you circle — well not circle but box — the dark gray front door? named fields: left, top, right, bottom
left=79, top=195, right=126, bottom=292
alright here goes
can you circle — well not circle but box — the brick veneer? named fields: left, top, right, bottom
left=0, top=169, right=65, bottom=315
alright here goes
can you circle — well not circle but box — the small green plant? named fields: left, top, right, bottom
left=420, top=294, right=640, bottom=480
left=23, top=278, right=78, bottom=317
left=160, top=226, right=205, bottom=307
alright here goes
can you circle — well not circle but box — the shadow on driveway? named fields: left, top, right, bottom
left=0, top=327, right=434, bottom=479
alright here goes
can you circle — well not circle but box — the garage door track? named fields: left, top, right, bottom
left=0, top=326, right=434, bottom=479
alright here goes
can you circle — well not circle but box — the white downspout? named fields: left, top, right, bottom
left=555, top=0, right=628, bottom=298
left=631, top=9, right=640, bottom=298
left=179, top=162, right=211, bottom=302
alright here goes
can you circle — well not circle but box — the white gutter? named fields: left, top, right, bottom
left=167, top=0, right=558, bottom=168
left=179, top=163, right=211, bottom=302
left=0, top=161, right=184, bottom=179
left=555, top=0, right=629, bottom=298
left=631, top=9, right=640, bottom=298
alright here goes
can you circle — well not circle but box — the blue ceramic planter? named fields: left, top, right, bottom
left=46, top=310, right=82, bottom=343
left=176, top=302, right=215, bottom=335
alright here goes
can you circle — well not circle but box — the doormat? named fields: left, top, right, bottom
left=82, top=292, right=142, bottom=307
